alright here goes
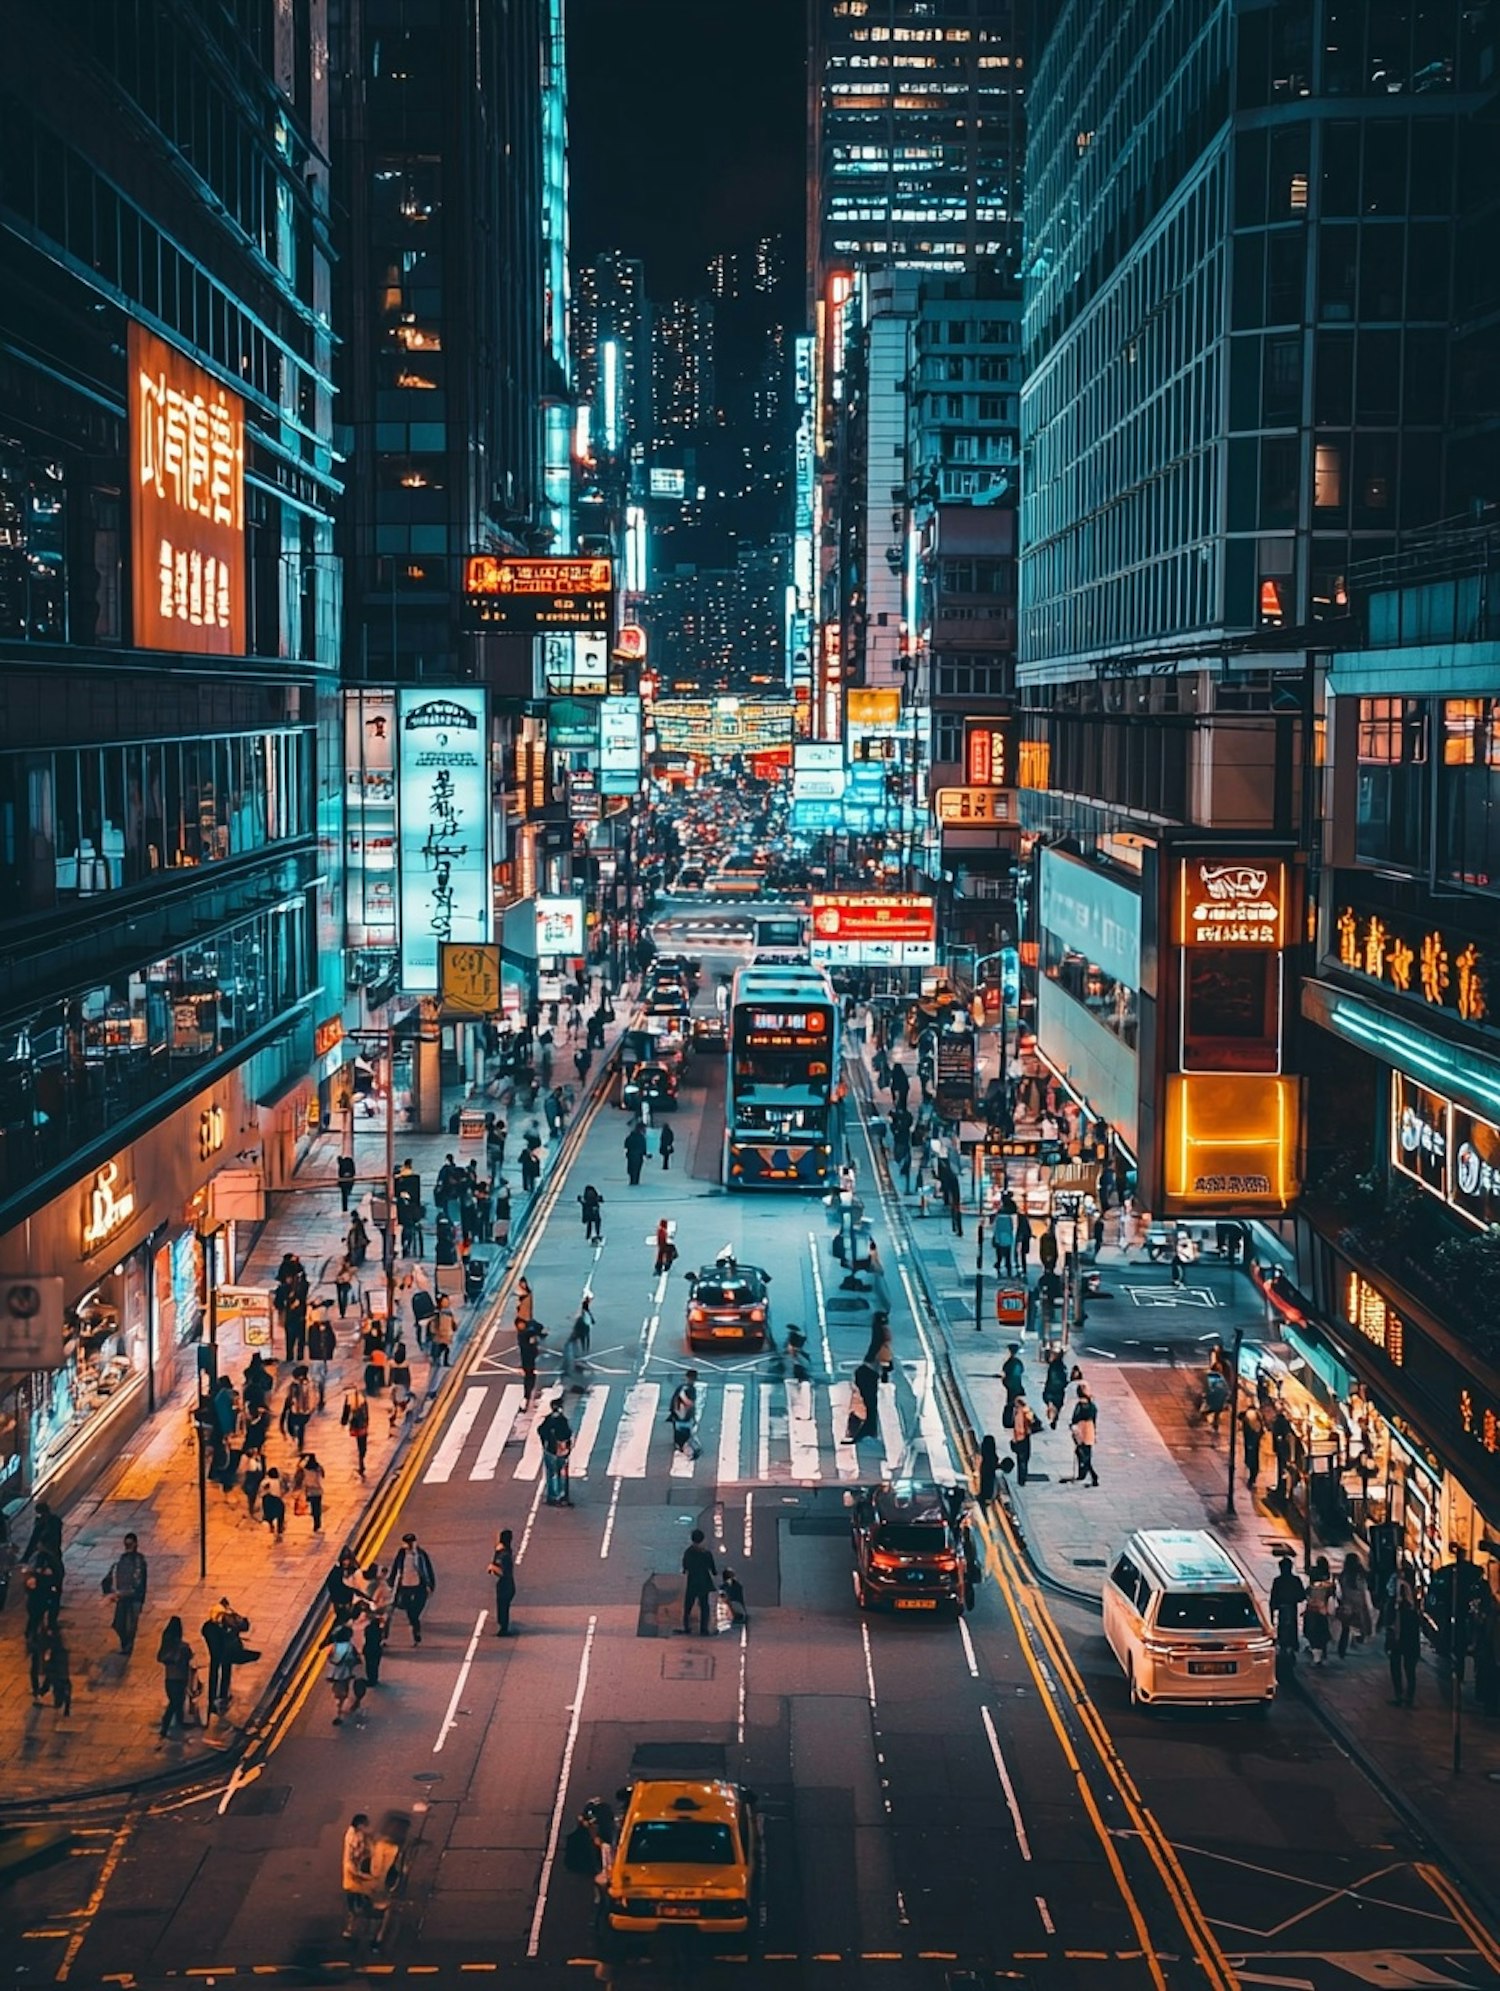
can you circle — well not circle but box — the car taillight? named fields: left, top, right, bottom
left=871, top=1550, right=903, bottom=1570
left=689, top=1307, right=706, bottom=1323
left=935, top=1553, right=959, bottom=1571
left=750, top=1307, right=765, bottom=1322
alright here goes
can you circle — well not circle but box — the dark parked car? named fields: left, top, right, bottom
left=685, top=1260, right=771, bottom=1350
left=622, top=1061, right=679, bottom=1113
left=848, top=1481, right=977, bottom=1615
left=691, top=1014, right=729, bottom=1053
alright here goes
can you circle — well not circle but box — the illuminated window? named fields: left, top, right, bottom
left=1314, top=442, right=1344, bottom=508
left=1444, top=699, right=1483, bottom=766
left=1357, top=697, right=1424, bottom=764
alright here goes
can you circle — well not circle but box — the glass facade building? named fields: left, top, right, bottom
left=0, top=0, right=341, bottom=1500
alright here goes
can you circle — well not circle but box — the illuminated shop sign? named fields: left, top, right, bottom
left=809, top=894, right=936, bottom=967
left=1334, top=901, right=1490, bottom=1029
left=397, top=690, right=491, bottom=994
left=82, top=1160, right=137, bottom=1256
left=1344, top=1270, right=1405, bottom=1367
left=462, top=555, right=613, bottom=632
left=964, top=719, right=1015, bottom=789
left=846, top=689, right=901, bottom=729
left=1162, top=1072, right=1297, bottom=1211
left=936, top=786, right=1010, bottom=826
left=535, top=896, right=585, bottom=956
left=1177, top=857, right=1287, bottom=949
left=599, top=695, right=642, bottom=797
left=129, top=324, right=245, bottom=655
left=542, top=633, right=609, bottom=696
left=441, top=944, right=501, bottom=1015
left=1389, top=1071, right=1500, bottom=1230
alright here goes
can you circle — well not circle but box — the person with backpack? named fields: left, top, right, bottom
left=1069, top=1385, right=1100, bottom=1486
left=308, top=1307, right=337, bottom=1409
left=539, top=1398, right=574, bottom=1505
left=325, top=1618, right=361, bottom=1725
left=669, top=1372, right=701, bottom=1460
left=1009, top=1391, right=1038, bottom=1486
left=578, top=1184, right=604, bottom=1244
left=654, top=1219, right=678, bottom=1277
left=294, top=1454, right=327, bottom=1533
left=280, top=1365, right=315, bottom=1450
left=389, top=1533, right=437, bottom=1644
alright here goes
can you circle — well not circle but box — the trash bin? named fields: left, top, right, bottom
left=994, top=1285, right=1027, bottom=1328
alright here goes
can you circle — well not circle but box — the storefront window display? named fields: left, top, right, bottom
left=31, top=1264, right=149, bottom=1490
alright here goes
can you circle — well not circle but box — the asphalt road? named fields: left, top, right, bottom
left=3, top=915, right=1496, bottom=1990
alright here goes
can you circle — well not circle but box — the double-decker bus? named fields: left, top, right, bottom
left=724, top=964, right=842, bottom=1189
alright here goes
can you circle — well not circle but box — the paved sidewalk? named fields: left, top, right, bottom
left=0, top=998, right=633, bottom=1804
left=848, top=1012, right=1500, bottom=1925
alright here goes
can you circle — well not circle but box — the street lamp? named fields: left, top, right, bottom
left=194, top=1218, right=225, bottom=1582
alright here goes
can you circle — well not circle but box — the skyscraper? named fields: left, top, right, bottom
left=652, top=298, right=718, bottom=441
left=573, top=250, right=651, bottom=458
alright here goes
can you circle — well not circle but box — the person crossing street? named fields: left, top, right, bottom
left=539, top=1397, right=574, bottom=1505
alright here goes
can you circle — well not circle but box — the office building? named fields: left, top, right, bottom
left=573, top=250, right=650, bottom=459
left=0, top=0, right=341, bottom=1502
left=652, top=297, right=717, bottom=441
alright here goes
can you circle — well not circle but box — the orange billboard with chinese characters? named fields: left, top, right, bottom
left=845, top=688, right=901, bottom=728
left=1176, top=856, right=1287, bottom=948
left=129, top=324, right=245, bottom=655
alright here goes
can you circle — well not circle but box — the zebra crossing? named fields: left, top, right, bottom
left=421, top=1371, right=962, bottom=1488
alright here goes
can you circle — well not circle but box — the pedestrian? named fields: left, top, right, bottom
left=390, top=1532, right=436, bottom=1644
left=1000, top=1341, right=1026, bottom=1413
left=243, top=1351, right=276, bottom=1416
left=341, top=1386, right=371, bottom=1478
left=1042, top=1351, right=1068, bottom=1428
left=624, top=1123, right=647, bottom=1185
left=241, top=1445, right=266, bottom=1517
left=784, top=1323, right=811, bottom=1383
left=680, top=1528, right=718, bottom=1635
left=539, top=1396, right=575, bottom=1505
left=489, top=1529, right=517, bottom=1634
left=1070, top=1386, right=1100, bottom=1486
left=102, top=1531, right=149, bottom=1654
left=308, top=1308, right=337, bottom=1408
left=669, top=1371, right=702, bottom=1459
left=331, top=1252, right=356, bottom=1321
left=1270, top=1553, right=1305, bottom=1669
left=354, top=1595, right=385, bottom=1688
left=889, top=1060, right=909, bottom=1110
left=260, top=1465, right=287, bottom=1536
left=156, top=1614, right=196, bottom=1737
left=1009, top=1391, right=1037, bottom=1486
left=517, top=1320, right=542, bottom=1399
left=295, top=1453, right=327, bottom=1533
left=659, top=1121, right=676, bottom=1169
left=977, top=1433, right=1000, bottom=1506
left=992, top=1203, right=1016, bottom=1277
left=579, top=1184, right=604, bottom=1243
left=201, top=1596, right=252, bottom=1714
left=1268, top=1403, right=1294, bottom=1499
left=280, top=1364, right=314, bottom=1450
left=327, top=1547, right=364, bottom=1616
left=1385, top=1560, right=1422, bottom=1705
left=1335, top=1551, right=1374, bottom=1657
left=337, top=1154, right=357, bottom=1212
left=41, top=1626, right=72, bottom=1715
left=720, top=1567, right=749, bottom=1626
left=1037, top=1223, right=1059, bottom=1282
left=24, top=1545, right=63, bottom=1637
left=1015, top=1211, right=1033, bottom=1274
left=845, top=1361, right=881, bottom=1443
left=1304, top=1555, right=1334, bottom=1665
left=347, top=1211, right=370, bottom=1268
left=324, top=1616, right=360, bottom=1726
left=654, top=1219, right=678, bottom=1277
left=389, top=1340, right=413, bottom=1429
left=864, top=1311, right=894, bottom=1382
left=514, top=1275, right=535, bottom=1326
left=1241, top=1403, right=1263, bottom=1488
left=1171, top=1228, right=1192, bottom=1287
left=520, top=1137, right=543, bottom=1194
left=563, top=1301, right=593, bottom=1378
left=429, top=1294, right=456, bottom=1367
left=341, top=1814, right=375, bottom=1939
left=492, top=1178, right=512, bottom=1251
left=544, top=1088, right=561, bottom=1138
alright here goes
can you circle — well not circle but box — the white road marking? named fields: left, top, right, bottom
left=756, top=1382, right=772, bottom=1479
left=568, top=1385, right=609, bottom=1478
left=880, top=1381, right=911, bottom=1479
left=808, top=1228, right=832, bottom=1375
left=605, top=1382, right=659, bottom=1477
left=514, top=1475, right=548, bottom=1566
left=514, top=1400, right=546, bottom=1479
left=861, top=1620, right=893, bottom=1817
left=736, top=1622, right=749, bottom=1744
left=743, top=1489, right=754, bottom=1559
left=916, top=1368, right=961, bottom=1480
left=470, top=1384, right=525, bottom=1480
left=423, top=1386, right=488, bottom=1484
left=981, top=1705, right=1032, bottom=1861
left=599, top=1476, right=623, bottom=1560
left=640, top=1269, right=671, bottom=1365
left=1035, top=1896, right=1055, bottom=1934
left=958, top=1613, right=980, bottom=1678
left=828, top=1383, right=860, bottom=1477
left=527, top=1615, right=598, bottom=1958
left=433, top=1610, right=487, bottom=1754
left=717, top=1383, right=744, bottom=1483
left=787, top=1379, right=821, bottom=1479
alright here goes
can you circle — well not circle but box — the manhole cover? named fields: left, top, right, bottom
left=661, top=1651, right=716, bottom=1680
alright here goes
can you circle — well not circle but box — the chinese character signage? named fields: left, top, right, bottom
left=936, top=786, right=1010, bottom=826
left=599, top=695, right=642, bottom=797
left=1162, top=1072, right=1298, bottom=1211
left=1388, top=1071, right=1500, bottom=1231
left=964, top=719, right=1015, bottom=788
left=1343, top=1270, right=1405, bottom=1367
left=809, top=894, right=937, bottom=967
left=441, top=944, right=501, bottom=1016
left=534, top=896, right=585, bottom=956
left=542, top=633, right=609, bottom=696
left=1333, top=898, right=1490, bottom=1031
left=397, top=691, right=491, bottom=993
left=129, top=324, right=245, bottom=654
left=462, top=554, right=613, bottom=632
left=1177, top=857, right=1287, bottom=948
left=935, top=1031, right=976, bottom=1122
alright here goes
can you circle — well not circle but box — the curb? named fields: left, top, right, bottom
left=0, top=1030, right=626, bottom=1819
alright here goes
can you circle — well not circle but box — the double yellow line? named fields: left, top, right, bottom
left=975, top=1499, right=1238, bottom=1991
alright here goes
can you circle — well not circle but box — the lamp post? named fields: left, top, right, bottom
left=194, top=1219, right=225, bottom=1583
left=1223, top=1325, right=1245, bottom=1517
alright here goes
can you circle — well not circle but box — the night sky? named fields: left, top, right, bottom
left=567, top=0, right=806, bottom=292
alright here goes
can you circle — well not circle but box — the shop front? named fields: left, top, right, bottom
left=0, top=1072, right=258, bottom=1511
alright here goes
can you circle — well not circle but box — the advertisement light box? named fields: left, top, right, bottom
left=398, top=690, right=491, bottom=992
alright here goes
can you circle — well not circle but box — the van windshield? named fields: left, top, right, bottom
left=1155, top=1593, right=1261, bottom=1631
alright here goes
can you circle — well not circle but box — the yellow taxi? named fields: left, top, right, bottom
left=602, top=1779, right=759, bottom=1936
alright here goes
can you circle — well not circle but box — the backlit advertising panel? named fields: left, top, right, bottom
left=542, top=632, right=609, bottom=696
left=964, top=718, right=1015, bottom=788
left=534, top=896, right=586, bottom=957
left=398, top=690, right=491, bottom=993
left=809, top=894, right=937, bottom=968
left=599, top=695, right=642, bottom=797
left=1176, top=856, right=1287, bottom=949
left=463, top=554, right=613, bottom=632
left=129, top=324, right=245, bottom=654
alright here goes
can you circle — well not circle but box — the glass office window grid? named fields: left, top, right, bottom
left=1021, top=156, right=1227, bottom=671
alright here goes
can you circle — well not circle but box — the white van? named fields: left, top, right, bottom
left=1101, top=1528, right=1275, bottom=1714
